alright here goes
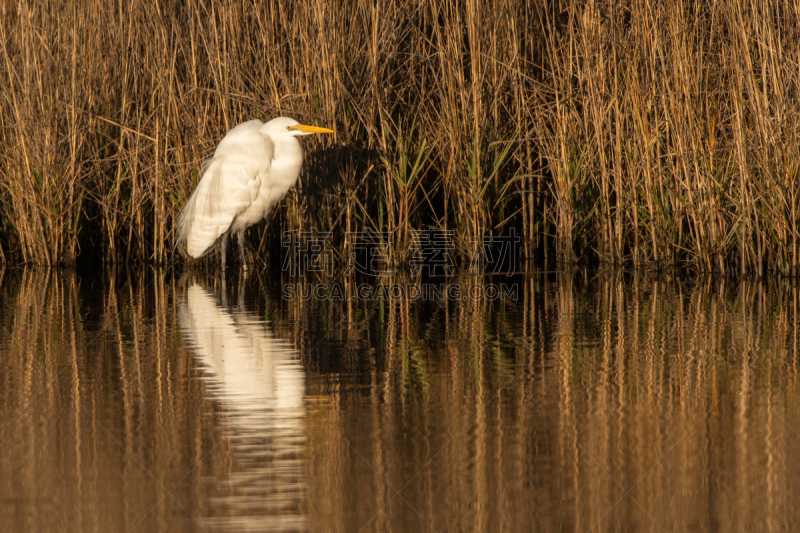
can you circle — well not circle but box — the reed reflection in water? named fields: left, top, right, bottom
left=1, top=269, right=800, bottom=531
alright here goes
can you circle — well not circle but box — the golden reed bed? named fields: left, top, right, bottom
left=1, top=0, right=798, bottom=275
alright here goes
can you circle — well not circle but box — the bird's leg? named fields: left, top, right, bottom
left=238, top=272, right=246, bottom=312
left=238, top=231, right=248, bottom=272
left=220, top=232, right=228, bottom=272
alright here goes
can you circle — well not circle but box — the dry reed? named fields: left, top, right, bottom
left=0, top=0, right=798, bottom=274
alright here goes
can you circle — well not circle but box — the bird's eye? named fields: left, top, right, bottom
left=286, top=126, right=291, bottom=131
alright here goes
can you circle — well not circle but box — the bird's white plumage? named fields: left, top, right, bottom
left=177, top=117, right=328, bottom=262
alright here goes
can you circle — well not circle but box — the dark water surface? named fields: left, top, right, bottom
left=1, top=268, right=799, bottom=532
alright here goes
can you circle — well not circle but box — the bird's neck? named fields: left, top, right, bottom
left=271, top=137, right=303, bottom=187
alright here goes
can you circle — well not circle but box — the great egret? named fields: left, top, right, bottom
left=177, top=117, right=334, bottom=271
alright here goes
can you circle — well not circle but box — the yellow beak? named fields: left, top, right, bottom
left=288, top=124, right=335, bottom=134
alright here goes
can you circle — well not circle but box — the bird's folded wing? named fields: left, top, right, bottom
left=178, top=155, right=262, bottom=258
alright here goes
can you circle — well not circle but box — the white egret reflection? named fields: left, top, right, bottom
left=179, top=282, right=306, bottom=531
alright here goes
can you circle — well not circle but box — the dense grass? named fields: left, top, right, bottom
left=1, top=0, right=799, bottom=274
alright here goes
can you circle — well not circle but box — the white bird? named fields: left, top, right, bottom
left=177, top=117, right=334, bottom=271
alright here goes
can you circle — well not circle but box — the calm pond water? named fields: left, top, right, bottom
left=1, top=268, right=799, bottom=532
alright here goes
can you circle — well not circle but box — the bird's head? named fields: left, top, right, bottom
left=262, top=117, right=335, bottom=139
